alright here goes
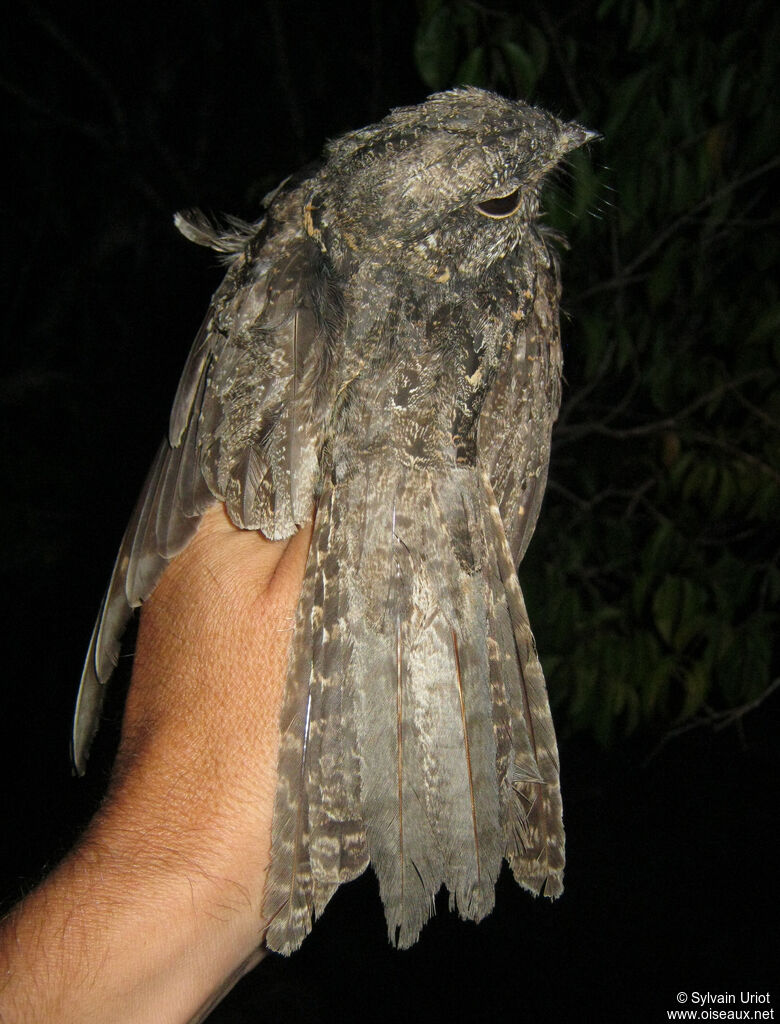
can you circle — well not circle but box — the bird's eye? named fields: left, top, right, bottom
left=475, top=188, right=521, bottom=219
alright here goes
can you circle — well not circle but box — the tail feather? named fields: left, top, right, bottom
left=264, top=461, right=564, bottom=953
left=481, top=470, right=564, bottom=897
left=263, top=526, right=317, bottom=952
left=307, top=484, right=369, bottom=916
left=265, top=477, right=371, bottom=953
left=347, top=476, right=440, bottom=948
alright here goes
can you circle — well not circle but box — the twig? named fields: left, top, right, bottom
left=558, top=369, right=768, bottom=443
left=729, top=388, right=780, bottom=432
left=577, top=154, right=780, bottom=301
left=625, top=155, right=780, bottom=276
left=645, top=677, right=780, bottom=764
left=688, top=430, right=780, bottom=485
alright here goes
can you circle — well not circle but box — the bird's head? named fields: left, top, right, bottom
left=305, top=87, right=595, bottom=279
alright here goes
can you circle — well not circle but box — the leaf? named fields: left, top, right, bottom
left=597, top=0, right=621, bottom=17
left=711, top=465, right=738, bottom=518
left=714, top=64, right=737, bottom=117
left=414, top=5, right=459, bottom=89
left=627, top=1, right=650, bottom=50
left=746, top=303, right=780, bottom=345
left=500, top=40, right=538, bottom=97
left=653, top=575, right=682, bottom=646
left=647, top=237, right=683, bottom=307
left=679, top=658, right=710, bottom=720
left=455, top=46, right=487, bottom=87
left=527, top=24, right=549, bottom=79
left=604, top=69, right=652, bottom=138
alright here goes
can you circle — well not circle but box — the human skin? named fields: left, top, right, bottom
left=0, top=505, right=312, bottom=1023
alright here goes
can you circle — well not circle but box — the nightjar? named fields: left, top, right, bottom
left=72, top=88, right=593, bottom=954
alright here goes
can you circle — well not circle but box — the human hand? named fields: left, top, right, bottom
left=0, top=505, right=312, bottom=1023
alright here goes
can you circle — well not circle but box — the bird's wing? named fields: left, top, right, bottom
left=73, top=198, right=331, bottom=772
left=476, top=248, right=563, bottom=567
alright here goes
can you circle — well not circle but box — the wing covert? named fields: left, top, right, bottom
left=477, top=249, right=563, bottom=567
left=73, top=189, right=332, bottom=771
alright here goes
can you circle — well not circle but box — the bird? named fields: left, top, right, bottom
left=72, top=87, right=593, bottom=955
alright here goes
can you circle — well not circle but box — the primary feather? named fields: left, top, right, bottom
left=73, top=88, right=592, bottom=952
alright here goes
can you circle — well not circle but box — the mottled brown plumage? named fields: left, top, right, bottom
left=73, top=88, right=592, bottom=955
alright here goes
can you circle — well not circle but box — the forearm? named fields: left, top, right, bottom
left=0, top=666, right=279, bottom=1024
left=0, top=804, right=266, bottom=1024
left=0, top=509, right=312, bottom=1023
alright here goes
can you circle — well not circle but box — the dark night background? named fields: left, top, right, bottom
left=1, top=2, right=778, bottom=1022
